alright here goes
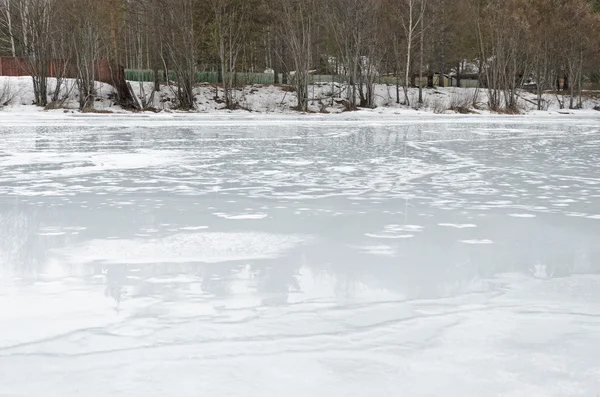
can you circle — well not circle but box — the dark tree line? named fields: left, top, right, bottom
left=0, top=0, right=599, bottom=111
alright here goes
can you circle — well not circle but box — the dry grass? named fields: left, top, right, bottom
left=275, top=84, right=296, bottom=93
left=545, top=90, right=600, bottom=100
left=44, top=101, right=68, bottom=110
left=492, top=105, right=522, bottom=115
left=428, top=94, right=448, bottom=114
left=81, top=108, right=113, bottom=114
left=449, top=91, right=475, bottom=114
left=582, top=90, right=600, bottom=100
left=0, top=81, right=16, bottom=108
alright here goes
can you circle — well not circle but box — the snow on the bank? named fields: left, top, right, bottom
left=0, top=76, right=119, bottom=113
left=1, top=75, right=599, bottom=116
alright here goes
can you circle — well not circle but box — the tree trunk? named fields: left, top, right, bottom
left=281, top=41, right=287, bottom=84
left=5, top=0, right=16, bottom=57
left=404, top=35, right=412, bottom=106
left=396, top=74, right=400, bottom=104
left=274, top=39, right=280, bottom=84
left=418, top=0, right=425, bottom=105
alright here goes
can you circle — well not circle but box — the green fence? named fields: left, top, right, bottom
left=125, top=70, right=279, bottom=84
left=124, top=70, right=479, bottom=87
left=125, top=70, right=358, bottom=85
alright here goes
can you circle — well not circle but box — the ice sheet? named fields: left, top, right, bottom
left=1, top=115, right=600, bottom=396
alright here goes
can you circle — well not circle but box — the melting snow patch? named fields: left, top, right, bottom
left=385, top=224, right=424, bottom=232
left=508, top=213, right=537, bottom=218
left=213, top=212, right=268, bottom=220
left=329, top=166, right=357, bottom=173
left=37, top=231, right=66, bottom=236
left=460, top=239, right=494, bottom=244
left=350, top=245, right=397, bottom=256
left=365, top=233, right=414, bottom=239
left=280, top=160, right=313, bottom=166
left=438, top=223, right=477, bottom=229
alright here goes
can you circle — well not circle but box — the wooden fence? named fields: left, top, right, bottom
left=0, top=57, right=137, bottom=108
left=0, top=57, right=123, bottom=86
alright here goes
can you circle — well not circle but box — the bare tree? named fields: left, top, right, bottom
left=328, top=0, right=381, bottom=109
left=474, top=0, right=529, bottom=111
left=560, top=0, right=597, bottom=109
left=401, top=0, right=426, bottom=107
left=212, top=0, right=247, bottom=109
left=1, top=0, right=56, bottom=106
left=418, top=0, right=427, bottom=105
left=49, top=1, right=72, bottom=104
left=385, top=0, right=426, bottom=106
left=67, top=0, right=103, bottom=110
left=528, top=0, right=559, bottom=110
left=277, top=0, right=316, bottom=112
left=158, top=0, right=203, bottom=110
left=0, top=0, right=16, bottom=57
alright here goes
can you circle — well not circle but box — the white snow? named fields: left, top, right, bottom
left=0, top=75, right=599, bottom=116
left=438, top=223, right=478, bottom=228
left=460, top=239, right=494, bottom=244
left=213, top=212, right=268, bottom=220
left=508, top=213, right=537, bottom=218
left=365, top=233, right=415, bottom=239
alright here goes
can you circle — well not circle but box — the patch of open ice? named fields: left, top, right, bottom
left=438, top=223, right=477, bottom=229
left=460, top=239, right=494, bottom=244
left=365, top=233, right=414, bottom=239
left=37, top=231, right=66, bottom=236
left=279, top=159, right=313, bottom=166
left=385, top=224, right=424, bottom=232
left=214, top=212, right=268, bottom=220
left=508, top=213, right=536, bottom=218
left=329, top=166, right=357, bottom=173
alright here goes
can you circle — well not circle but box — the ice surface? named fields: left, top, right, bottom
left=1, top=114, right=600, bottom=396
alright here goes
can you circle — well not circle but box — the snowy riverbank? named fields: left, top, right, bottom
left=1, top=76, right=599, bottom=118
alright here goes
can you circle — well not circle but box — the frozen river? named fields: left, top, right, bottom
left=1, top=114, right=600, bottom=396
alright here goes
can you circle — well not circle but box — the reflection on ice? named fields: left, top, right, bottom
left=54, top=232, right=309, bottom=266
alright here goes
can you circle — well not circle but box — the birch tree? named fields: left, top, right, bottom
left=1, top=0, right=56, bottom=106
left=0, top=0, right=16, bottom=57
left=401, top=0, right=426, bottom=107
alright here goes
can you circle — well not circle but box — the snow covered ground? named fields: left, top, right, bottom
left=1, top=114, right=600, bottom=396
left=1, top=75, right=599, bottom=115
